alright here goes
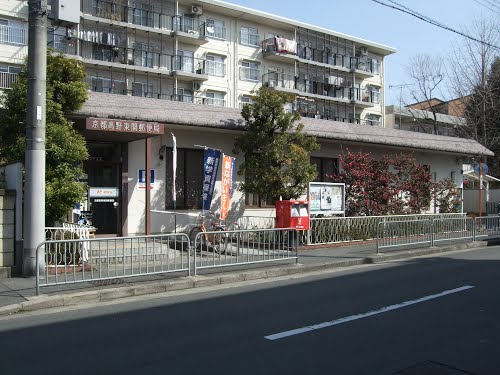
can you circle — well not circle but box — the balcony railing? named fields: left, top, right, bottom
left=172, top=15, right=205, bottom=35
left=0, top=25, right=26, bottom=45
left=204, top=24, right=226, bottom=40
left=0, top=72, right=18, bottom=89
left=262, top=72, right=296, bottom=91
left=171, top=55, right=206, bottom=74
left=81, top=0, right=172, bottom=30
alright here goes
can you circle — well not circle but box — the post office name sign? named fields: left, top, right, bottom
left=86, top=117, right=164, bottom=135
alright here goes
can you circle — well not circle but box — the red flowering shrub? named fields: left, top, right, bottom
left=330, top=150, right=434, bottom=216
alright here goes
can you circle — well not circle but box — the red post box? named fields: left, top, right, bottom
left=275, top=200, right=310, bottom=230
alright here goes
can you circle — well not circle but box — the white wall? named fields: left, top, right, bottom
left=126, top=128, right=467, bottom=234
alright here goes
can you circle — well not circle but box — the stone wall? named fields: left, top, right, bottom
left=0, top=190, right=15, bottom=268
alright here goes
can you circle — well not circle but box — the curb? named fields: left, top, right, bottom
left=0, top=241, right=488, bottom=316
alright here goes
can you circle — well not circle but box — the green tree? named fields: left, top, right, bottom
left=0, top=51, right=89, bottom=225
left=233, top=88, right=319, bottom=201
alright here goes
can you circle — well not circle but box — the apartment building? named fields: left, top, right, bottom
left=0, top=0, right=27, bottom=92
left=1, top=0, right=492, bottom=236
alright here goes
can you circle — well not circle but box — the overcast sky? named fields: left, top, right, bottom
left=225, top=0, right=497, bottom=105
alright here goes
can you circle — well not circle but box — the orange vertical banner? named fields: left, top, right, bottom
left=220, top=155, right=235, bottom=220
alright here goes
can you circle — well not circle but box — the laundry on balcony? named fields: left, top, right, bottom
left=275, top=37, right=297, bottom=54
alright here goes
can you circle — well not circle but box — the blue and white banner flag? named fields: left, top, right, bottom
left=202, top=148, right=221, bottom=210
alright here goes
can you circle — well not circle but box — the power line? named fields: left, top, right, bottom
left=471, top=0, right=500, bottom=15
left=480, top=0, right=500, bottom=11
left=371, top=0, right=500, bottom=50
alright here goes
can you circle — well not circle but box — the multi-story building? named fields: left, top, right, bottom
left=0, top=0, right=492, bottom=237
left=0, top=0, right=27, bottom=92
left=41, top=0, right=392, bottom=125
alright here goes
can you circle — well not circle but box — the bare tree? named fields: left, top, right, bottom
left=404, top=54, right=446, bottom=134
left=447, top=17, right=500, bottom=157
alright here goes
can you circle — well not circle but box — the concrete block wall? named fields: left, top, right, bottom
left=0, top=190, right=15, bottom=268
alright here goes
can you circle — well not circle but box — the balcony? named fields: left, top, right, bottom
left=204, top=23, right=226, bottom=40
left=0, top=25, right=26, bottom=45
left=81, top=0, right=172, bottom=30
left=350, top=57, right=378, bottom=78
left=262, top=72, right=299, bottom=95
left=351, top=88, right=379, bottom=107
left=0, top=72, right=18, bottom=89
left=170, top=55, right=209, bottom=81
left=171, top=16, right=209, bottom=45
left=262, top=37, right=299, bottom=63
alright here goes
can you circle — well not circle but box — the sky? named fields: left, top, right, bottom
left=225, top=0, right=496, bottom=105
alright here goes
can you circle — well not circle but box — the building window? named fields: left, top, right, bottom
left=205, top=91, right=225, bottom=107
left=0, top=18, right=26, bottom=45
left=240, top=26, right=259, bottom=46
left=205, top=18, right=226, bottom=39
left=310, top=157, right=339, bottom=182
left=165, top=148, right=204, bottom=209
left=368, top=86, right=380, bottom=104
left=0, top=64, right=20, bottom=89
left=240, top=61, right=260, bottom=81
left=205, top=54, right=225, bottom=77
left=174, top=88, right=193, bottom=103
left=132, top=81, right=153, bottom=97
left=369, top=58, right=380, bottom=74
left=240, top=95, right=254, bottom=108
left=366, top=114, right=381, bottom=127
left=245, top=192, right=277, bottom=208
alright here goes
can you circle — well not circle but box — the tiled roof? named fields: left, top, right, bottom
left=74, top=92, right=493, bottom=157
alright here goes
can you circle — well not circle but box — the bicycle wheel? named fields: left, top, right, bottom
left=189, top=226, right=206, bottom=252
left=212, top=227, right=229, bottom=254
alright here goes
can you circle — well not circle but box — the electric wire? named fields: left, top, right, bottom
left=371, top=0, right=500, bottom=50
left=471, top=0, right=500, bottom=15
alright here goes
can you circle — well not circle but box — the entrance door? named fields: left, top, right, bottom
left=85, top=144, right=122, bottom=236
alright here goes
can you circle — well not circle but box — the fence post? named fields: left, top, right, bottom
left=296, top=230, right=299, bottom=264
left=430, top=219, right=434, bottom=247
left=35, top=244, right=40, bottom=296
left=473, top=217, right=477, bottom=241
left=376, top=222, right=380, bottom=254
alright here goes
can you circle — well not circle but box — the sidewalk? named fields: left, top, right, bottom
left=0, top=240, right=488, bottom=316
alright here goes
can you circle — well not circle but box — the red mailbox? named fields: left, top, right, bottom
left=275, top=200, right=310, bottom=230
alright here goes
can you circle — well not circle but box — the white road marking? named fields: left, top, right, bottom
left=264, top=285, right=475, bottom=341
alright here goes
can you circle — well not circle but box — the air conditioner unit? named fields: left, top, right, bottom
left=192, top=81, right=201, bottom=91
left=191, top=5, right=203, bottom=15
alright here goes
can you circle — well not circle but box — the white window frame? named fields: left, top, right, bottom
left=206, top=91, right=225, bottom=107
left=240, top=61, right=260, bottom=81
left=0, top=18, right=26, bottom=45
left=205, top=54, right=225, bottom=77
left=240, top=26, right=259, bottom=46
left=366, top=114, right=381, bottom=127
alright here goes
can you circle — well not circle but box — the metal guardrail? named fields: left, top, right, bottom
left=192, top=228, right=298, bottom=275
left=475, top=216, right=500, bottom=238
left=309, top=213, right=465, bottom=245
left=376, top=216, right=499, bottom=253
left=36, top=228, right=298, bottom=294
left=36, top=233, right=190, bottom=295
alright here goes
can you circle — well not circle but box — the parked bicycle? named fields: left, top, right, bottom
left=189, top=211, right=232, bottom=254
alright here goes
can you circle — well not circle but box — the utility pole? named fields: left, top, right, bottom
left=23, top=0, right=47, bottom=276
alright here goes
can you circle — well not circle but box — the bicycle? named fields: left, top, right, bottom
left=189, top=211, right=230, bottom=254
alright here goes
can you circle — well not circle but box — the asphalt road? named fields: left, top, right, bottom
left=1, top=246, right=499, bottom=375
